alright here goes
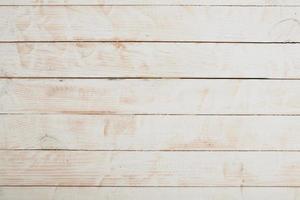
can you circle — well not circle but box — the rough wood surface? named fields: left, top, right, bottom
left=2, top=0, right=300, bottom=5
left=1, top=115, right=300, bottom=150
left=1, top=187, right=300, bottom=200
left=2, top=1, right=300, bottom=197
left=2, top=43, right=300, bottom=78
left=1, top=151, right=300, bottom=186
left=0, top=79, right=299, bottom=114
left=2, top=6, right=300, bottom=42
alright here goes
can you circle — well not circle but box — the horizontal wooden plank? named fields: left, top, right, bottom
left=2, top=0, right=300, bottom=6
left=1, top=187, right=300, bottom=200
left=1, top=115, right=300, bottom=150
left=1, top=151, right=300, bottom=186
left=0, top=79, right=299, bottom=114
left=2, top=6, right=300, bottom=42
left=2, top=43, right=300, bottom=78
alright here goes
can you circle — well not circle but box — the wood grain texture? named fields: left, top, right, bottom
left=2, top=1, right=300, bottom=196
left=1, top=115, right=300, bottom=150
left=2, top=6, right=300, bottom=42
left=1, top=151, right=300, bottom=186
left=1, top=187, right=300, bottom=200
left=0, top=79, right=299, bottom=114
left=2, top=0, right=300, bottom=5
left=2, top=43, right=300, bottom=78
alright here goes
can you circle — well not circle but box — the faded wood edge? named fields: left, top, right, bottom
left=2, top=41, right=300, bottom=43
left=1, top=186, right=300, bottom=200
left=2, top=151, right=300, bottom=186
left=0, top=113, right=299, bottom=116
left=0, top=75, right=300, bottom=81
left=1, top=185, right=300, bottom=187
left=2, top=4, right=300, bottom=6
left=2, top=149, right=300, bottom=152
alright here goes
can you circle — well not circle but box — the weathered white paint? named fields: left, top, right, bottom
left=2, top=43, right=300, bottom=78
left=0, top=79, right=299, bottom=114
left=1, top=115, right=300, bottom=150
left=1, top=151, right=300, bottom=186
left=2, top=0, right=300, bottom=5
left=1, top=187, right=300, bottom=200
left=1, top=1, right=300, bottom=198
left=2, top=6, right=300, bottom=42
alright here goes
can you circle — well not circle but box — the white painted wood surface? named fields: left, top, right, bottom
left=1, top=151, right=300, bottom=186
left=1, top=115, right=300, bottom=150
left=1, top=79, right=299, bottom=114
left=1, top=187, right=300, bottom=200
left=1, top=1, right=300, bottom=199
left=2, top=43, right=300, bottom=78
left=2, top=6, right=300, bottom=42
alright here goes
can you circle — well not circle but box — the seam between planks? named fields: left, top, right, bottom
left=1, top=185, right=300, bottom=188
left=1, top=77, right=300, bottom=80
left=1, top=149, right=300, bottom=152
left=3, top=5, right=300, bottom=7
left=1, top=113, right=300, bottom=116
left=2, top=41, right=300, bottom=44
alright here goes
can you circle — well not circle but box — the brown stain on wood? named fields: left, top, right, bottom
left=113, top=42, right=126, bottom=50
left=112, top=42, right=132, bottom=68
left=16, top=15, right=31, bottom=31
left=69, top=119, right=86, bottom=132
left=103, top=120, right=110, bottom=136
left=16, top=43, right=34, bottom=54
left=46, top=85, right=70, bottom=97
left=44, top=83, right=98, bottom=100
left=100, top=6, right=113, bottom=16
left=103, top=116, right=136, bottom=137
left=76, top=42, right=96, bottom=58
left=16, top=44, right=34, bottom=69
left=168, top=138, right=219, bottom=150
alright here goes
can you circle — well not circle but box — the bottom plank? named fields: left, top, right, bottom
left=1, top=151, right=300, bottom=186
left=0, top=187, right=300, bottom=200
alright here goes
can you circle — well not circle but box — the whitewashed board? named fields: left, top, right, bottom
left=1, top=151, right=300, bottom=186
left=1, top=1, right=300, bottom=199
left=1, top=43, right=300, bottom=78
left=1, top=187, right=300, bottom=200
left=0, top=79, right=299, bottom=114
left=1, top=115, right=300, bottom=150
left=2, top=6, right=300, bottom=42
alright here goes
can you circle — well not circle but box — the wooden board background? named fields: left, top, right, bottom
left=1, top=0, right=300, bottom=199
left=2, top=43, right=300, bottom=78
left=3, top=6, right=300, bottom=42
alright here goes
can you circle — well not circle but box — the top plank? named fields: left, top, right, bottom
left=2, top=6, right=300, bottom=42
left=2, top=0, right=300, bottom=6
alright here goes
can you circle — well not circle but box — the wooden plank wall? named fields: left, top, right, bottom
left=1, top=0, right=300, bottom=199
